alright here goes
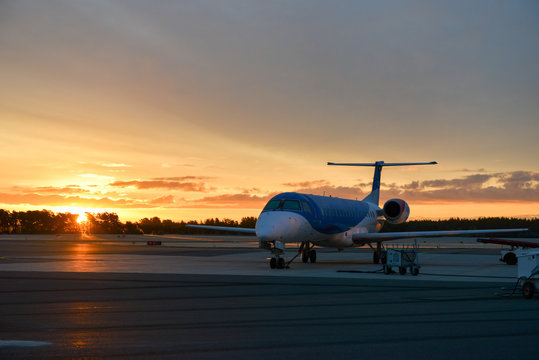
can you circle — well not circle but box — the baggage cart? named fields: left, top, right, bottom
left=383, top=243, right=420, bottom=276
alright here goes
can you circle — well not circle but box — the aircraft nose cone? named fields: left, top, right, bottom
left=255, top=211, right=308, bottom=243
left=256, top=213, right=282, bottom=242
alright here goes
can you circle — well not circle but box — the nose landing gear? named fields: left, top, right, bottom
left=267, top=241, right=318, bottom=269
left=268, top=240, right=286, bottom=269
left=269, top=257, right=285, bottom=269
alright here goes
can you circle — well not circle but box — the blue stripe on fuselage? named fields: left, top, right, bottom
left=260, top=192, right=369, bottom=234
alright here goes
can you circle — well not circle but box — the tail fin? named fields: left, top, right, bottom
left=327, top=161, right=437, bottom=205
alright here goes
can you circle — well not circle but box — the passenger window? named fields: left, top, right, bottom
left=282, top=200, right=301, bottom=211
left=264, top=200, right=281, bottom=210
left=302, top=201, right=313, bottom=214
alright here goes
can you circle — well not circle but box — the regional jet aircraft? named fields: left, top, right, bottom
left=188, top=161, right=527, bottom=269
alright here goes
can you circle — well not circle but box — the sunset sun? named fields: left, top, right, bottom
left=56, top=207, right=94, bottom=224
left=76, top=212, right=88, bottom=224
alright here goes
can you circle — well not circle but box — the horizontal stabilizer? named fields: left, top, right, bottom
left=352, top=228, right=528, bottom=245
left=327, top=162, right=437, bottom=167
left=186, top=225, right=256, bottom=234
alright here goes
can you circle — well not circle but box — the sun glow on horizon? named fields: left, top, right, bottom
left=53, top=207, right=103, bottom=223
left=77, top=212, right=88, bottom=224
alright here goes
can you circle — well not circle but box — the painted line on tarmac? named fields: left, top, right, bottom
left=0, top=340, right=51, bottom=347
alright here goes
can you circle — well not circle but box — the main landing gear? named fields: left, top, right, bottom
left=301, top=242, right=317, bottom=264
left=371, top=242, right=387, bottom=264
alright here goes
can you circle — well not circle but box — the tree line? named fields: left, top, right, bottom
left=0, top=209, right=537, bottom=237
left=0, top=209, right=80, bottom=234
left=0, top=209, right=257, bottom=235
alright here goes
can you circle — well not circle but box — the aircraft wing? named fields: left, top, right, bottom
left=186, top=224, right=257, bottom=234
left=477, top=238, right=539, bottom=248
left=352, top=228, right=528, bottom=246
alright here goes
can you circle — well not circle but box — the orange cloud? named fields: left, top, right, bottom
left=1, top=171, right=536, bottom=218
left=276, top=171, right=539, bottom=204
left=282, top=180, right=330, bottom=188
left=150, top=195, right=175, bottom=205
left=0, top=192, right=151, bottom=209
left=110, top=176, right=213, bottom=192
left=381, top=171, right=539, bottom=203
left=12, top=185, right=92, bottom=195
left=183, top=193, right=274, bottom=209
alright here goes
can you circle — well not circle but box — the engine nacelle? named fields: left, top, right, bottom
left=383, top=199, right=410, bottom=224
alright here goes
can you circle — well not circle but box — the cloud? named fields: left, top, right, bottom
left=150, top=195, right=175, bottom=205
left=0, top=192, right=150, bottom=209
left=161, top=163, right=195, bottom=168
left=2, top=171, right=536, bottom=214
left=78, top=174, right=115, bottom=181
left=151, top=176, right=212, bottom=181
left=499, top=171, right=539, bottom=192
left=420, top=174, right=493, bottom=190
left=401, top=181, right=420, bottom=190
left=456, top=168, right=487, bottom=173
left=183, top=193, right=274, bottom=209
left=266, top=171, right=539, bottom=204
left=100, top=163, right=132, bottom=168
left=11, top=185, right=92, bottom=195
left=282, top=180, right=330, bottom=188
left=109, top=177, right=213, bottom=192
left=278, top=179, right=368, bottom=200
left=383, top=171, right=539, bottom=203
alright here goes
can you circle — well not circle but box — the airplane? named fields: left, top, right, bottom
left=188, top=161, right=528, bottom=269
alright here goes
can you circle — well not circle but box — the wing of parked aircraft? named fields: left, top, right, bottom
left=476, top=237, right=539, bottom=248
left=187, top=224, right=256, bottom=234
left=352, top=228, right=529, bottom=245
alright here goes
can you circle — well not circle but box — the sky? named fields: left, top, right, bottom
left=0, top=0, right=538, bottom=222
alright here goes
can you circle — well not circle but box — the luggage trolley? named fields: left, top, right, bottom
left=383, top=242, right=420, bottom=276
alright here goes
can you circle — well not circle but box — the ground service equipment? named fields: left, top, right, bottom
left=517, top=249, right=539, bottom=299
left=383, top=243, right=420, bottom=276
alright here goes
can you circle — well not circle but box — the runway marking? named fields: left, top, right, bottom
left=0, top=340, right=51, bottom=347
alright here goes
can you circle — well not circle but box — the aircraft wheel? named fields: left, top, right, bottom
left=522, top=282, right=535, bottom=299
left=411, top=267, right=419, bottom=276
left=384, top=265, right=391, bottom=274
left=380, top=252, right=387, bottom=265
left=373, top=252, right=380, bottom=264
left=270, top=257, right=277, bottom=269
left=399, top=267, right=406, bottom=275
left=302, top=251, right=309, bottom=263
left=309, top=250, right=317, bottom=263
left=277, top=258, right=285, bottom=269
left=504, top=253, right=517, bottom=265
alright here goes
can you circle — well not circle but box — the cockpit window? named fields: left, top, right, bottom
left=282, top=200, right=301, bottom=211
left=264, top=200, right=281, bottom=210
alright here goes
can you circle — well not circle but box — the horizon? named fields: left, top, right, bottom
left=1, top=1, right=538, bottom=221
left=1, top=206, right=538, bottom=225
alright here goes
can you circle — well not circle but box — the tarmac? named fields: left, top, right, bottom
left=1, top=234, right=538, bottom=359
